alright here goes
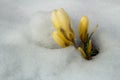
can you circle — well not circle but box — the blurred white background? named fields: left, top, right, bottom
left=0, top=0, right=120, bottom=80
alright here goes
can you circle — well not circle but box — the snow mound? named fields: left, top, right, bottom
left=30, top=11, right=59, bottom=49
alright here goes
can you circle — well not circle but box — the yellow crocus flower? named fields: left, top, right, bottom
left=51, top=10, right=60, bottom=29
left=51, top=8, right=98, bottom=60
left=78, top=16, right=89, bottom=42
left=51, top=8, right=74, bottom=42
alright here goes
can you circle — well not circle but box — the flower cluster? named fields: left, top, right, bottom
left=51, top=8, right=98, bottom=60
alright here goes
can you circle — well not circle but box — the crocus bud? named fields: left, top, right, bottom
left=78, top=16, right=89, bottom=42
left=51, top=8, right=74, bottom=42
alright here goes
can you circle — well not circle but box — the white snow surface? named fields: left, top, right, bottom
left=0, top=0, right=120, bottom=80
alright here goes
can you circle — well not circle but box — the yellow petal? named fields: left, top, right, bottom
left=65, top=31, right=75, bottom=42
left=58, top=27, right=74, bottom=42
left=78, top=47, right=86, bottom=59
left=87, top=40, right=92, bottom=54
left=52, top=31, right=72, bottom=48
left=78, top=16, right=89, bottom=42
left=58, top=8, right=70, bottom=22
left=51, top=10, right=61, bottom=29
left=56, top=8, right=71, bottom=31
left=57, top=29, right=72, bottom=45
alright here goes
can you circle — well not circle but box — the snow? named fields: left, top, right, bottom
left=0, top=0, right=120, bottom=80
